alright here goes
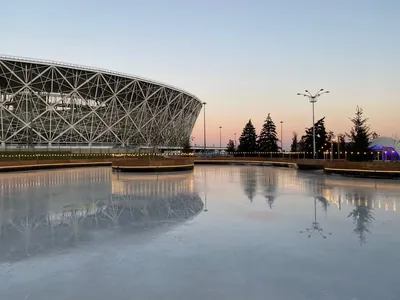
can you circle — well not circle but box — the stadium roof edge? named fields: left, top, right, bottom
left=0, top=54, right=201, bottom=104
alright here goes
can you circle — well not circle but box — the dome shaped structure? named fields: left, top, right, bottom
left=0, top=55, right=202, bottom=149
left=369, top=137, right=400, bottom=161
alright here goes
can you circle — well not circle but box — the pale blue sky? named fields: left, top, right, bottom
left=1, top=0, right=399, bottom=147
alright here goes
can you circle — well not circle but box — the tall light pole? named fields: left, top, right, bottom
left=219, top=126, right=222, bottom=148
left=297, top=89, right=330, bottom=159
left=202, top=102, right=207, bottom=151
left=280, top=121, right=283, bottom=151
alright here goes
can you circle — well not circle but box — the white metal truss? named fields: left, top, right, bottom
left=0, top=56, right=202, bottom=148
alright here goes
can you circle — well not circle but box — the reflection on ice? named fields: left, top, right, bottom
left=300, top=197, right=333, bottom=239
left=199, top=166, right=400, bottom=213
left=263, top=171, right=278, bottom=209
left=196, top=166, right=399, bottom=245
left=2, top=165, right=400, bottom=300
left=0, top=169, right=202, bottom=262
left=347, top=195, right=375, bottom=245
left=240, top=167, right=257, bottom=202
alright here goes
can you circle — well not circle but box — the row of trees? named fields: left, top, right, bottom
left=228, top=106, right=379, bottom=161
left=227, top=114, right=280, bottom=153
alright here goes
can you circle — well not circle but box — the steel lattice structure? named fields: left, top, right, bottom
left=0, top=55, right=202, bottom=148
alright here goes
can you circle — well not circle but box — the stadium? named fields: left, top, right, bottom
left=0, top=55, right=202, bottom=150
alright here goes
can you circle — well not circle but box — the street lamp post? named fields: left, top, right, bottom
left=297, top=89, right=330, bottom=159
left=202, top=102, right=207, bottom=151
left=280, top=121, right=283, bottom=151
left=219, top=126, right=222, bottom=148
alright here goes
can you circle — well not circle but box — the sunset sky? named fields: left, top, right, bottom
left=1, top=0, right=399, bottom=149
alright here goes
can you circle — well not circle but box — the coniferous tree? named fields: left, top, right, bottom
left=326, top=130, right=336, bottom=158
left=226, top=139, right=236, bottom=152
left=371, top=131, right=380, bottom=140
left=257, top=114, right=279, bottom=152
left=181, top=137, right=193, bottom=153
left=298, top=137, right=306, bottom=152
left=301, top=117, right=328, bottom=158
left=349, top=106, right=372, bottom=161
left=290, top=132, right=299, bottom=152
left=327, top=131, right=335, bottom=143
left=238, top=120, right=257, bottom=152
left=337, top=133, right=347, bottom=157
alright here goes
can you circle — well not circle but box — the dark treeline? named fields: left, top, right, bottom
left=227, top=106, right=379, bottom=161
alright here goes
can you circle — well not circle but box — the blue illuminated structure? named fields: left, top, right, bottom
left=369, top=137, right=400, bottom=161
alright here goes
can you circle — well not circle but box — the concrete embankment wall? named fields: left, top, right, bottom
left=324, top=161, right=400, bottom=179
left=111, top=158, right=194, bottom=172
left=0, top=159, right=111, bottom=172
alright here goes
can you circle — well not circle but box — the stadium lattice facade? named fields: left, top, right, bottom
left=0, top=56, right=202, bottom=149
